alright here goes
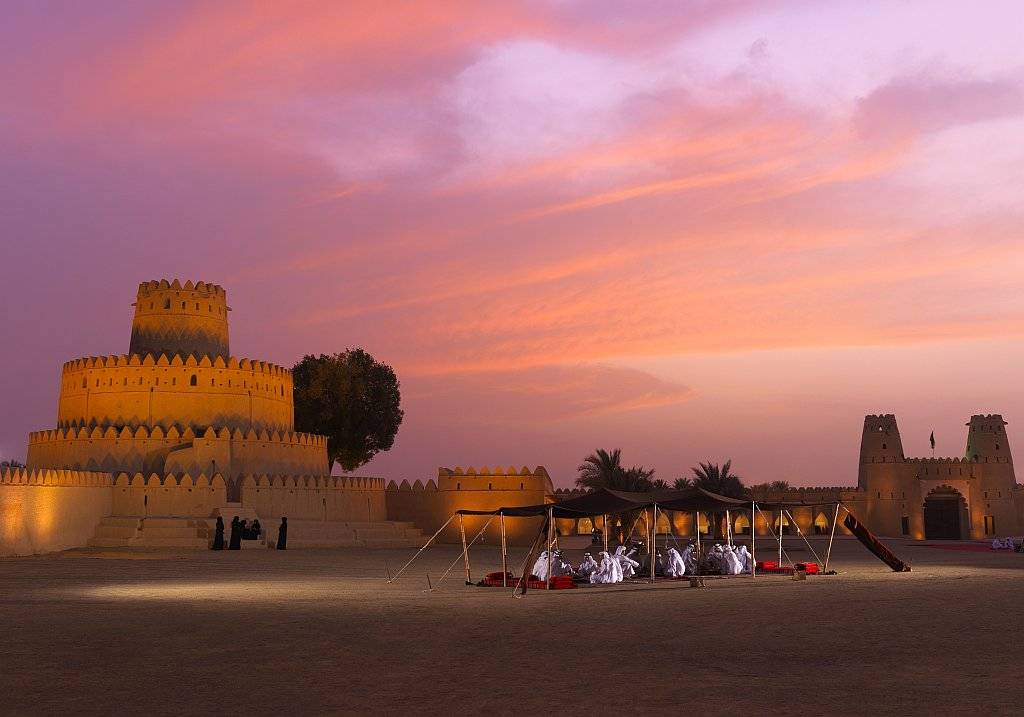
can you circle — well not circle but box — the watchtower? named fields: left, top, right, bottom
left=859, top=414, right=905, bottom=464
left=965, top=414, right=1012, bottom=463
left=129, top=280, right=230, bottom=359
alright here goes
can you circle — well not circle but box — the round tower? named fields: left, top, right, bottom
left=129, top=280, right=230, bottom=359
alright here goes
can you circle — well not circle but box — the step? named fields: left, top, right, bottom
left=100, top=517, right=143, bottom=528
left=93, top=525, right=139, bottom=539
left=88, top=537, right=136, bottom=548
left=135, top=537, right=210, bottom=549
left=362, top=537, right=420, bottom=549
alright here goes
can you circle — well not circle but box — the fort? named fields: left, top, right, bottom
left=2, top=279, right=1022, bottom=555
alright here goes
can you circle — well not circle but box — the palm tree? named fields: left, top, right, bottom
left=651, top=479, right=669, bottom=492
left=576, top=448, right=623, bottom=490
left=672, top=477, right=693, bottom=490
left=690, top=459, right=745, bottom=498
left=691, top=460, right=745, bottom=539
left=576, top=450, right=656, bottom=543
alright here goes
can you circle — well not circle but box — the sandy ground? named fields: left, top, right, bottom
left=1, top=538, right=1022, bottom=715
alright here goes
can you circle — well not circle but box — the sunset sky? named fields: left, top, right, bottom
left=3, top=1, right=1023, bottom=487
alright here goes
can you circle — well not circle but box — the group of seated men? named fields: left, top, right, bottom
left=530, top=541, right=753, bottom=584
left=991, top=537, right=1022, bottom=551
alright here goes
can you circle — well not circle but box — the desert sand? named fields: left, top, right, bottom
left=1, top=538, right=1021, bottom=715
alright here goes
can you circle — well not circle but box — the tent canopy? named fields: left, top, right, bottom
left=456, top=486, right=752, bottom=519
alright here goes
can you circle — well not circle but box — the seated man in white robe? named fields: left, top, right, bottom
left=590, top=551, right=623, bottom=584
left=614, top=545, right=640, bottom=578
left=531, top=550, right=551, bottom=580
left=577, top=552, right=599, bottom=579
left=721, top=545, right=744, bottom=575
left=736, top=545, right=753, bottom=573
left=664, top=547, right=686, bottom=577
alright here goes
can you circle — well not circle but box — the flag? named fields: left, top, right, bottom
left=929, top=431, right=935, bottom=450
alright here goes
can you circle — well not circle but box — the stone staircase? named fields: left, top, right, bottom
left=89, top=517, right=211, bottom=549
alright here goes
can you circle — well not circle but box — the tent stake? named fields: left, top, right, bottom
left=459, top=514, right=471, bottom=584
left=500, top=512, right=508, bottom=588
left=389, top=513, right=456, bottom=583
left=823, top=501, right=841, bottom=573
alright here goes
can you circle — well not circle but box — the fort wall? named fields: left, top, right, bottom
left=27, top=425, right=328, bottom=478
left=56, top=354, right=293, bottom=433
left=241, top=475, right=388, bottom=523
left=0, top=468, right=113, bottom=556
left=385, top=466, right=553, bottom=545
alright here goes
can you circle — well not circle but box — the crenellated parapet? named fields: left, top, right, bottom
left=0, top=467, right=112, bottom=486
left=27, top=423, right=328, bottom=478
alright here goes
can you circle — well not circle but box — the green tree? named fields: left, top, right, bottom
left=292, top=350, right=404, bottom=472
left=575, top=448, right=624, bottom=490
left=0, top=459, right=25, bottom=469
left=672, top=476, right=694, bottom=490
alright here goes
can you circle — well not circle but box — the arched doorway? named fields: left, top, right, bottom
left=734, top=513, right=751, bottom=535
left=923, top=486, right=964, bottom=540
left=813, top=512, right=829, bottom=535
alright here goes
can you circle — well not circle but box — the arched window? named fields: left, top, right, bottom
left=164, top=298, right=170, bottom=309
left=190, top=375, right=197, bottom=386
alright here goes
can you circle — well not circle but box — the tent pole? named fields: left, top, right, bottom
left=750, top=501, right=756, bottom=578
left=823, top=501, right=841, bottom=574
left=388, top=513, right=456, bottom=583
left=513, top=518, right=550, bottom=598
left=603, top=514, right=609, bottom=554
left=459, top=514, right=471, bottom=584
left=695, top=511, right=701, bottom=561
left=726, top=509, right=732, bottom=547
left=786, top=509, right=824, bottom=566
left=436, top=517, right=494, bottom=585
left=546, top=507, right=554, bottom=588
left=778, top=510, right=783, bottom=563
left=650, top=505, right=657, bottom=583
left=500, top=512, right=508, bottom=588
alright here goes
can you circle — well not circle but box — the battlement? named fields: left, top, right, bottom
left=136, top=279, right=226, bottom=297
left=29, top=424, right=326, bottom=447
left=0, top=467, right=111, bottom=487
left=61, top=354, right=290, bottom=376
left=387, top=479, right=440, bottom=492
left=440, top=465, right=547, bottom=477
